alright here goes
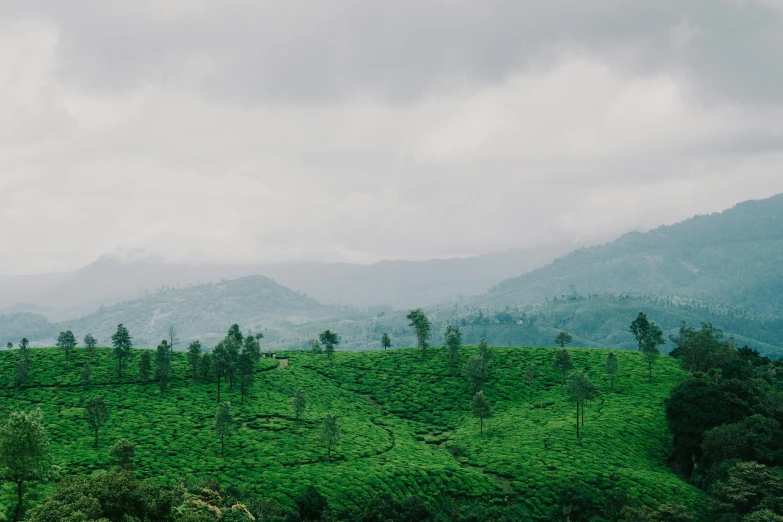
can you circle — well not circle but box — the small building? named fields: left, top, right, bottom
left=262, top=352, right=277, bottom=359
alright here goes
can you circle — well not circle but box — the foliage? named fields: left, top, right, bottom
left=109, top=438, right=137, bottom=471
left=555, top=331, right=572, bottom=348
left=641, top=322, right=665, bottom=383
left=406, top=309, right=432, bottom=350
left=463, top=354, right=488, bottom=394
left=214, top=402, right=234, bottom=458
left=139, top=350, right=152, bottom=381
left=565, top=371, right=600, bottom=438
left=83, top=334, right=97, bottom=362
left=319, top=330, right=340, bottom=358
left=445, top=326, right=462, bottom=372
left=84, top=395, right=110, bottom=448
left=55, top=330, right=78, bottom=370
left=156, top=342, right=173, bottom=396
left=552, top=348, right=574, bottom=384
left=320, top=413, right=341, bottom=463
left=291, top=388, right=307, bottom=421
left=188, top=341, right=202, bottom=382
left=471, top=391, right=492, bottom=433
left=381, top=333, right=392, bottom=351
left=605, top=351, right=619, bottom=389
left=111, top=324, right=133, bottom=379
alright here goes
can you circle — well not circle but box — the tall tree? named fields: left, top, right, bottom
left=18, top=338, right=31, bottom=368
left=154, top=341, right=171, bottom=397
left=227, top=324, right=244, bottom=346
left=463, top=354, right=488, bottom=394
left=671, top=322, right=734, bottom=373
left=237, top=350, right=255, bottom=404
left=167, top=325, right=179, bottom=353
left=138, top=351, right=152, bottom=381
left=187, top=341, right=202, bottom=382
left=0, top=409, right=51, bottom=522
left=111, top=324, right=133, bottom=380
left=213, top=402, right=234, bottom=458
left=212, top=342, right=229, bottom=403
left=381, top=333, right=392, bottom=351
left=291, top=388, right=307, bottom=421
left=605, top=351, right=619, bottom=389
left=83, top=334, right=98, bottom=363
left=555, top=331, right=573, bottom=348
left=471, top=391, right=493, bottom=434
left=13, top=356, right=30, bottom=390
left=642, top=322, right=665, bottom=383
left=56, top=330, right=78, bottom=370
left=84, top=395, right=110, bottom=448
left=629, top=312, right=651, bottom=351
left=565, top=371, right=600, bottom=438
left=477, top=338, right=493, bottom=363
left=200, top=352, right=213, bottom=383
left=320, top=413, right=341, bottom=463
left=445, top=325, right=462, bottom=373
left=553, top=348, right=574, bottom=385
left=109, top=439, right=136, bottom=471
left=406, top=309, right=431, bottom=351
left=224, top=337, right=240, bottom=390
left=319, top=330, right=340, bottom=358
left=5, top=342, right=11, bottom=349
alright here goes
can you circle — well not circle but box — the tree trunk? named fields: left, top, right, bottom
left=13, top=481, right=23, bottom=522
left=575, top=402, right=580, bottom=438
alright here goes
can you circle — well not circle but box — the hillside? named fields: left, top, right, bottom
left=0, top=346, right=709, bottom=519
left=479, top=193, right=783, bottom=316
left=0, top=242, right=575, bottom=320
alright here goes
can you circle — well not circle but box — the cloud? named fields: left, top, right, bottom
left=1, top=1, right=783, bottom=274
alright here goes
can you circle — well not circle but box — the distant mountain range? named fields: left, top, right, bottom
left=478, top=193, right=783, bottom=317
left=0, top=242, right=576, bottom=321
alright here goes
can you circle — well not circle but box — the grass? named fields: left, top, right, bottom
left=0, top=345, right=709, bottom=519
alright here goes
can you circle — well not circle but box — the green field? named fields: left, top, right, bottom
left=0, top=345, right=709, bottom=519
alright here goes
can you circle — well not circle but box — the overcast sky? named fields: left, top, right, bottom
left=2, top=0, right=783, bottom=275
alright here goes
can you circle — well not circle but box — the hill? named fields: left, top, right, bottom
left=479, top=193, right=783, bottom=316
left=0, top=345, right=709, bottom=519
left=0, top=242, right=575, bottom=320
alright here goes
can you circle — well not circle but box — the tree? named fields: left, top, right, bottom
left=672, top=322, right=734, bottom=373
left=109, top=438, right=136, bottom=471
left=5, top=342, right=11, bottom=349
left=227, top=323, right=244, bottom=345
left=167, top=325, right=179, bottom=353
left=291, top=388, right=307, bottom=421
left=642, top=322, right=665, bottom=383
left=555, top=331, right=573, bottom=348
left=13, top=358, right=30, bottom=389
left=0, top=409, right=51, bottom=522
left=84, top=395, right=110, bottom=448
left=138, top=350, right=152, bottom=381
left=406, top=309, right=432, bottom=351
left=445, top=325, right=462, bottom=373
left=565, top=371, right=600, bottom=438
left=237, top=350, right=255, bottom=404
left=553, top=348, right=574, bottom=385
left=213, top=402, right=234, bottom=457
left=320, top=413, right=341, bottom=463
left=463, top=354, right=488, bottom=394
left=477, top=338, right=493, bottom=362
left=213, top=341, right=230, bottom=403
left=629, top=311, right=651, bottom=351
left=224, top=337, right=240, bottom=390
left=187, top=341, right=202, bottom=382
left=154, top=341, right=171, bottom=397
left=605, top=351, right=619, bottom=389
left=381, top=333, right=392, bottom=351
left=81, top=363, right=93, bottom=387
left=55, top=330, right=77, bottom=370
left=319, top=330, right=340, bottom=358
left=200, top=352, right=213, bottom=383
left=111, top=324, right=133, bottom=380
left=83, top=333, right=98, bottom=363
left=471, top=391, right=493, bottom=434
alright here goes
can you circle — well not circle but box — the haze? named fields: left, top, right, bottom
left=3, top=0, right=783, bottom=276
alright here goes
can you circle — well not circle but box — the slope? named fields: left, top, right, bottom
left=480, top=193, right=783, bottom=316
left=0, top=346, right=709, bottom=519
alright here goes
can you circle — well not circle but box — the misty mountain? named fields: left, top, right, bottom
left=477, top=194, right=783, bottom=316
left=0, top=242, right=576, bottom=320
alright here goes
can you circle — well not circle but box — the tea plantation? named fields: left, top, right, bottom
left=0, top=345, right=709, bottom=519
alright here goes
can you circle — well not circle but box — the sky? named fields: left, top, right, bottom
left=2, top=0, right=783, bottom=275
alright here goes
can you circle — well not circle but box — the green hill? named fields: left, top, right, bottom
left=481, top=193, right=783, bottom=316
left=0, top=345, right=709, bottom=519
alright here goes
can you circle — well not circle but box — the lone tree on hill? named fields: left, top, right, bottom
left=155, top=341, right=171, bottom=397
left=109, top=438, right=136, bottom=471
left=84, top=395, right=110, bottom=448
left=187, top=341, right=202, bottom=382
left=320, top=413, right=341, bottom=463
left=642, top=322, right=665, bottom=383
left=605, top=351, right=619, bottom=389
left=291, top=388, right=307, bottom=421
left=138, top=351, right=152, bottom=381
left=565, top=371, right=600, bottom=438
left=553, top=348, right=574, bottom=385
left=319, top=330, right=340, bottom=358
left=5, top=342, right=11, bottom=349
left=213, top=401, right=234, bottom=458
left=227, top=323, right=244, bottom=346
left=56, top=330, right=77, bottom=370
left=167, top=325, right=179, bottom=353
left=111, top=324, right=133, bottom=380
left=463, top=354, right=488, bottom=394
left=471, top=391, right=493, bottom=434
left=83, top=333, right=98, bottom=362
left=381, top=333, right=392, bottom=351
left=477, top=338, right=493, bottom=363
left=555, top=331, right=573, bottom=348
left=445, top=325, right=462, bottom=373
left=406, top=309, right=432, bottom=351
left=0, top=408, right=51, bottom=522
left=629, top=312, right=651, bottom=351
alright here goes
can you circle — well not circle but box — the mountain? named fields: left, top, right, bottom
left=0, top=242, right=576, bottom=320
left=478, top=194, right=783, bottom=316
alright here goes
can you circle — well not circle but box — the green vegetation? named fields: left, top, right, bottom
left=0, top=341, right=710, bottom=519
left=555, top=331, right=572, bottom=347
